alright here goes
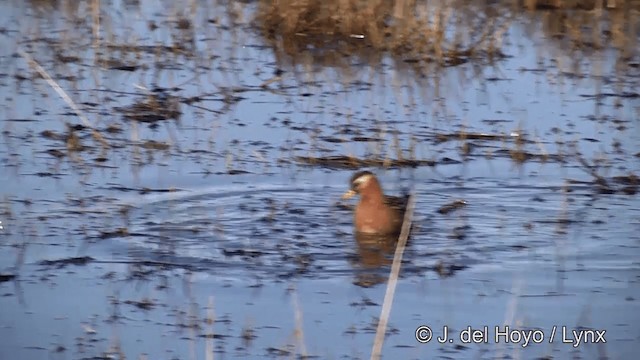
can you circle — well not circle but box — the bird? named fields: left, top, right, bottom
left=341, top=170, right=408, bottom=236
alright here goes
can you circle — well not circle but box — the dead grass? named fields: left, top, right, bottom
left=256, top=0, right=638, bottom=77
left=523, top=0, right=639, bottom=61
left=521, top=0, right=640, bottom=10
left=256, top=0, right=513, bottom=72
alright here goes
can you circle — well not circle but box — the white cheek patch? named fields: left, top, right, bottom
left=354, top=174, right=373, bottom=187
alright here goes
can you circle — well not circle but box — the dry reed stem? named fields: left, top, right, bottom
left=495, top=278, right=523, bottom=359
left=370, top=191, right=416, bottom=360
left=206, top=296, right=215, bottom=360
left=292, top=288, right=308, bottom=358
left=91, top=0, right=100, bottom=48
left=17, top=49, right=109, bottom=149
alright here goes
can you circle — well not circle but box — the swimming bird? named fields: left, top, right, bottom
left=342, top=171, right=408, bottom=236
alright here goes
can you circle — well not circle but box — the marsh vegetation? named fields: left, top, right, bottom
left=0, top=0, right=638, bottom=359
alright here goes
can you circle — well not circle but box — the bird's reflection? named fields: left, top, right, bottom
left=351, top=232, right=400, bottom=288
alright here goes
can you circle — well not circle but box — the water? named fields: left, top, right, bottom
left=0, top=1, right=638, bottom=359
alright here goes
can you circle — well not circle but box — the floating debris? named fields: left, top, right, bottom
left=0, top=273, right=16, bottom=283
left=435, top=132, right=522, bottom=144
left=38, top=256, right=94, bottom=269
left=116, top=92, right=181, bottom=122
left=437, top=199, right=468, bottom=215
left=433, top=261, right=468, bottom=278
left=139, top=140, right=170, bottom=150
left=294, top=155, right=436, bottom=169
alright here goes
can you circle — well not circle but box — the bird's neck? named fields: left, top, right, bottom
left=360, top=182, right=385, bottom=204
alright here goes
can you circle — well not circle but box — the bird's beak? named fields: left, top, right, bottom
left=341, top=190, right=357, bottom=200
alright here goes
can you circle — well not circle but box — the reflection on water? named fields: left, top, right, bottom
left=0, top=0, right=638, bottom=359
left=351, top=232, right=397, bottom=288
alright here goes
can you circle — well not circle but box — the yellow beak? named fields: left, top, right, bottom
left=341, top=190, right=357, bottom=200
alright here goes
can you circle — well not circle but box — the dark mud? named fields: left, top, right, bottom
left=1, top=1, right=639, bottom=359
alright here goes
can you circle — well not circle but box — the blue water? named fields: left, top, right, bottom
left=0, top=1, right=638, bottom=359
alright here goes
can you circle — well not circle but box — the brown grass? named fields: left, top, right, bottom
left=522, top=0, right=640, bottom=10
left=256, top=0, right=638, bottom=77
left=256, top=0, right=513, bottom=72
left=523, top=0, right=639, bottom=60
